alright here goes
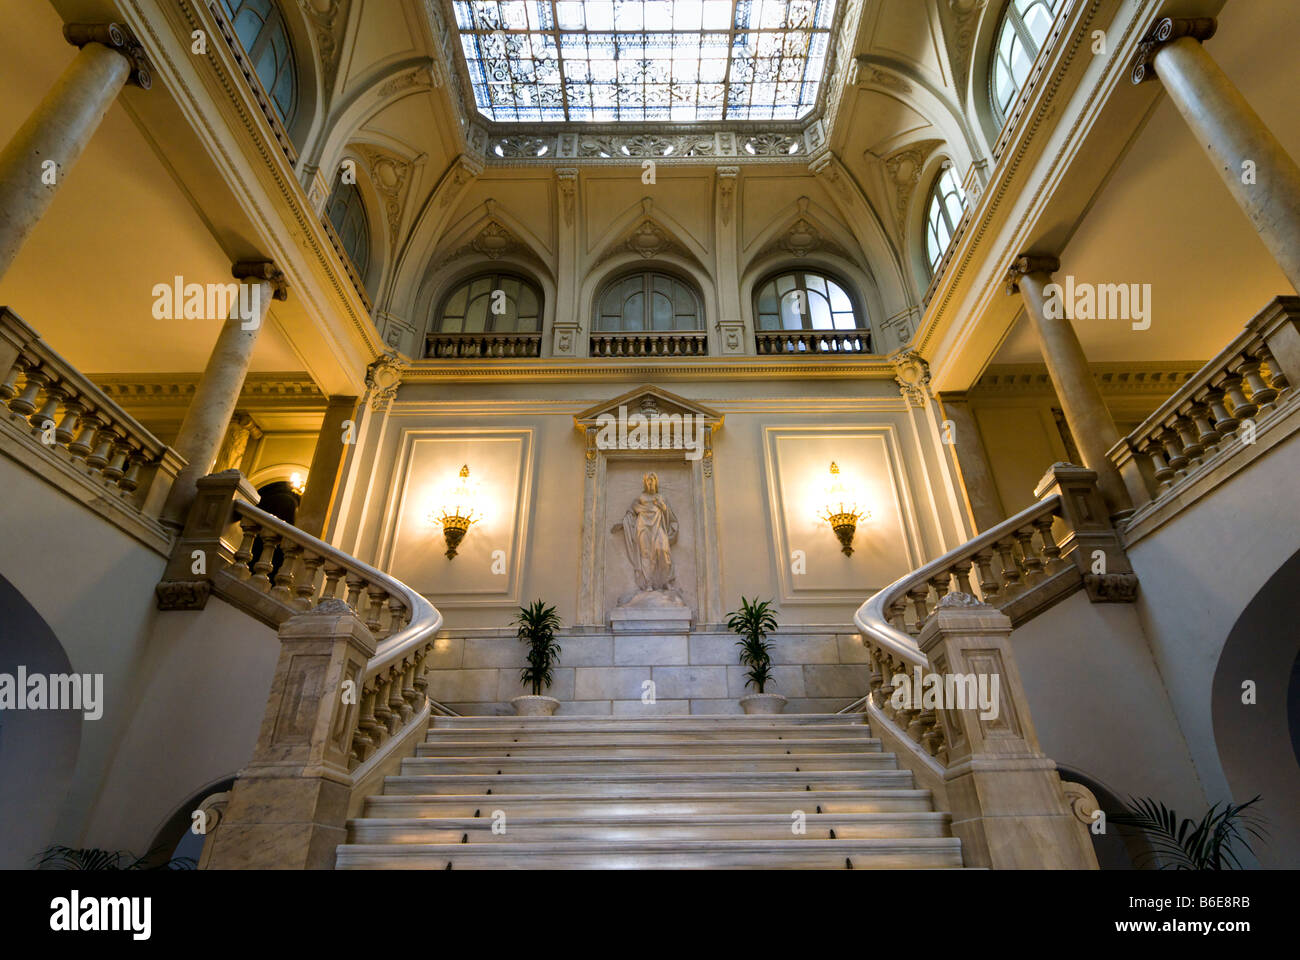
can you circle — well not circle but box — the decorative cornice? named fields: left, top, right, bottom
left=1130, top=17, right=1218, bottom=84
left=970, top=362, right=1204, bottom=397
left=401, top=356, right=899, bottom=383
left=64, top=22, right=153, bottom=89
left=92, top=373, right=325, bottom=406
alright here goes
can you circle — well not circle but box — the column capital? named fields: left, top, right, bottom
left=232, top=259, right=289, bottom=301
left=1004, top=254, right=1060, bottom=294
left=63, top=22, right=152, bottom=90
left=1130, top=17, right=1218, bottom=85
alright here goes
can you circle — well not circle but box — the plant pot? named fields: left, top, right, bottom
left=511, top=695, right=560, bottom=716
left=739, top=693, right=787, bottom=715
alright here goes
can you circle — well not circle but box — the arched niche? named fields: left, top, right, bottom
left=0, top=574, right=82, bottom=869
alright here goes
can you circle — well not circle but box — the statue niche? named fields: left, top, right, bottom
left=611, top=471, right=687, bottom=609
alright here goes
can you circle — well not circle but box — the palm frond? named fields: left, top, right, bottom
left=1112, top=795, right=1266, bottom=869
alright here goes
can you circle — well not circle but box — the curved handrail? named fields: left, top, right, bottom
left=854, top=494, right=1063, bottom=668
left=230, top=500, right=443, bottom=687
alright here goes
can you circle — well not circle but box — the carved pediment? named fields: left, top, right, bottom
left=574, top=385, right=724, bottom=431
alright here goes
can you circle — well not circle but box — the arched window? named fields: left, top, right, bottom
left=991, top=0, right=1068, bottom=124
left=436, top=274, right=542, bottom=333
left=754, top=270, right=864, bottom=332
left=595, top=272, right=702, bottom=332
left=324, top=178, right=371, bottom=283
left=925, top=164, right=967, bottom=275
left=217, top=0, right=299, bottom=126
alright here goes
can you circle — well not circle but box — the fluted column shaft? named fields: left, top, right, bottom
left=0, top=24, right=150, bottom=282
left=1135, top=18, right=1300, bottom=293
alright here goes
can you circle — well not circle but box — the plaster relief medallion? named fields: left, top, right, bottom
left=611, top=472, right=687, bottom=608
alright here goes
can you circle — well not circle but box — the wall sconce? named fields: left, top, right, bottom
left=289, top=472, right=306, bottom=496
left=818, top=461, right=870, bottom=556
left=427, top=464, right=483, bottom=559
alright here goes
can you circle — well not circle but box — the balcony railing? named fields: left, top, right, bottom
left=589, top=332, right=708, bottom=357
left=1109, top=296, right=1298, bottom=513
left=755, top=330, right=871, bottom=355
left=426, top=332, right=543, bottom=359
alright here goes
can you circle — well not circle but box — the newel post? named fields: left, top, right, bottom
left=154, top=469, right=258, bottom=610
left=203, top=599, right=374, bottom=869
left=1034, top=462, right=1139, bottom=603
left=918, top=594, right=1098, bottom=869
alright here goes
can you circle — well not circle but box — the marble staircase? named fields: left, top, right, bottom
left=335, top=712, right=964, bottom=869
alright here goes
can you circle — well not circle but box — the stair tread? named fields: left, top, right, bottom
left=365, top=788, right=932, bottom=803
left=339, top=837, right=960, bottom=852
left=349, top=812, right=950, bottom=827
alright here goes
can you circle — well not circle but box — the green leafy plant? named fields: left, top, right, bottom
left=514, top=599, right=563, bottom=696
left=1111, top=795, right=1266, bottom=869
left=727, top=596, right=779, bottom=693
left=37, top=845, right=196, bottom=871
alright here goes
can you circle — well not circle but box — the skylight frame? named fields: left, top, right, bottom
left=446, top=0, right=842, bottom=126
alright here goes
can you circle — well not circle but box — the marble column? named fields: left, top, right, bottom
left=161, top=261, right=288, bottom=527
left=1133, top=18, right=1300, bottom=293
left=936, top=392, right=1004, bottom=531
left=1005, top=255, right=1136, bottom=514
left=296, top=395, right=360, bottom=539
left=0, top=23, right=151, bottom=282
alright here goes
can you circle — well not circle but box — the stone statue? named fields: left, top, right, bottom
left=612, top=472, right=685, bottom=606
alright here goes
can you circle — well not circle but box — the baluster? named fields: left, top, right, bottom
left=1257, top=345, right=1290, bottom=396
left=928, top=572, right=951, bottom=602
left=1205, top=388, right=1238, bottom=436
left=412, top=647, right=430, bottom=699
left=321, top=563, right=345, bottom=601
left=1189, top=402, right=1221, bottom=456
left=973, top=549, right=999, bottom=602
left=250, top=532, right=279, bottom=592
left=344, top=573, right=365, bottom=611
left=867, top=648, right=883, bottom=700
left=1014, top=526, right=1043, bottom=582
left=231, top=519, right=258, bottom=581
left=1239, top=355, right=1277, bottom=414
left=886, top=597, right=908, bottom=633
left=995, top=538, right=1022, bottom=593
left=373, top=673, right=395, bottom=735
left=876, top=659, right=898, bottom=718
left=1219, top=372, right=1256, bottom=421
left=1173, top=414, right=1203, bottom=466
left=0, top=355, right=25, bottom=402
left=384, top=594, right=406, bottom=639
left=85, top=423, right=117, bottom=471
left=118, top=451, right=143, bottom=493
left=365, top=585, right=387, bottom=635
left=29, top=381, right=64, bottom=436
left=387, top=666, right=409, bottom=724
left=272, top=541, right=300, bottom=603
left=1144, top=438, right=1174, bottom=491
left=1032, top=515, right=1062, bottom=571
left=354, top=684, right=380, bottom=760
left=918, top=711, right=944, bottom=757
left=7, top=363, right=47, bottom=416
left=1158, top=428, right=1188, bottom=478
left=950, top=559, right=976, bottom=596
left=52, top=398, right=82, bottom=447
left=906, top=585, right=930, bottom=635
left=103, top=440, right=130, bottom=484
left=296, top=554, right=325, bottom=610
left=401, top=658, right=419, bottom=714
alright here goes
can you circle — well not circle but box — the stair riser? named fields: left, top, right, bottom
left=336, top=848, right=964, bottom=870
left=425, top=727, right=874, bottom=742
left=430, top=717, right=863, bottom=732
left=347, top=820, right=953, bottom=843
left=415, top=739, right=881, bottom=757
left=400, top=755, right=896, bottom=775
left=362, top=793, right=936, bottom=818
left=381, top=772, right=913, bottom=796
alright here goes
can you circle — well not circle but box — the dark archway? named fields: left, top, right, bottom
left=1055, top=765, right=1154, bottom=869
left=1212, top=546, right=1300, bottom=868
left=0, top=574, right=82, bottom=869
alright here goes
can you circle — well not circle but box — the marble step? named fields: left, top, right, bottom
left=414, top=737, right=882, bottom=757
left=399, top=753, right=897, bottom=776
left=362, top=789, right=938, bottom=819
left=346, top=812, right=952, bottom=844
left=335, top=837, right=965, bottom=869
left=429, top=715, right=862, bottom=733
left=380, top=769, right=914, bottom=796
left=424, top=726, right=877, bottom=744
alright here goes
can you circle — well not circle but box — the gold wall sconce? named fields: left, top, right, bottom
left=427, top=464, right=484, bottom=559
left=818, top=461, right=870, bottom=556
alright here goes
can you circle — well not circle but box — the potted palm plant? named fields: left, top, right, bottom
left=511, top=599, right=563, bottom=716
left=728, top=597, right=786, bottom=714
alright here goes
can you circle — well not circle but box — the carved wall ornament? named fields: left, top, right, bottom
left=365, top=350, right=403, bottom=411
left=556, top=168, right=578, bottom=226
left=883, top=140, right=943, bottom=234
left=297, top=0, right=349, bottom=95
left=355, top=144, right=411, bottom=249
left=594, top=212, right=691, bottom=267
left=717, top=167, right=739, bottom=225
left=491, top=135, right=551, bottom=159
left=891, top=349, right=932, bottom=406
left=855, top=60, right=913, bottom=95
left=378, top=61, right=438, bottom=99
left=440, top=156, right=482, bottom=208
left=946, top=0, right=988, bottom=96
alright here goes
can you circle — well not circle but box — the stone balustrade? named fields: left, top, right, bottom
left=755, top=330, right=871, bottom=355
left=0, top=306, right=183, bottom=519
left=1109, top=296, right=1300, bottom=507
left=589, top=332, right=708, bottom=357
left=426, top=331, right=542, bottom=358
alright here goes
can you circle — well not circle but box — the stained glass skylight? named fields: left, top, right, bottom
left=451, top=0, right=838, bottom=123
